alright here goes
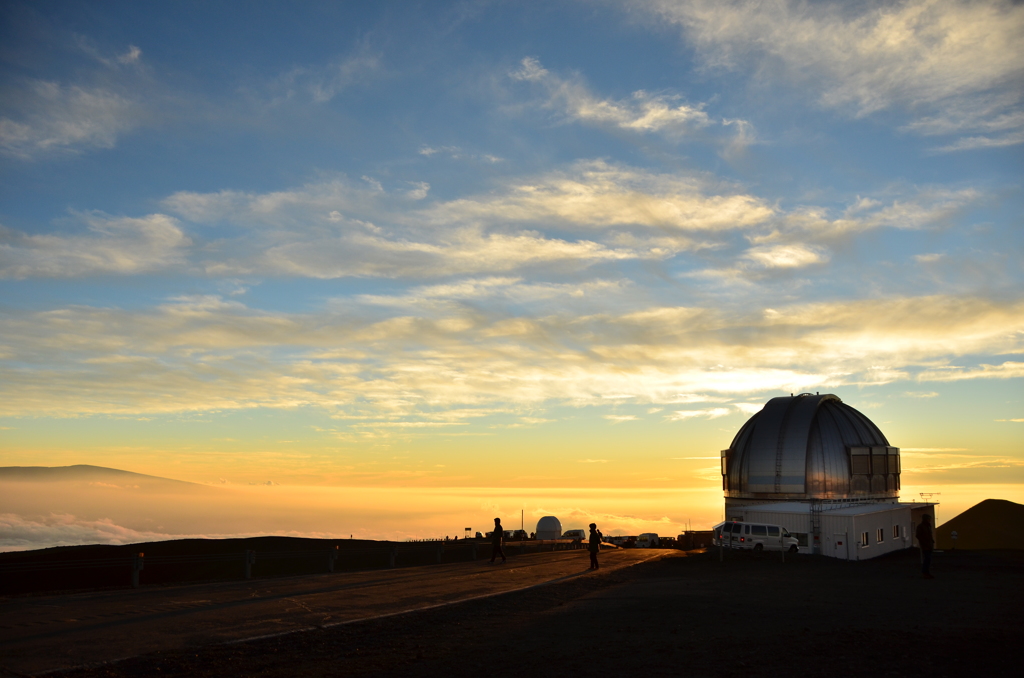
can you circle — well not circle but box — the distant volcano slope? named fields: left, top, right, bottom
left=0, top=464, right=202, bottom=488
left=936, top=499, right=1024, bottom=550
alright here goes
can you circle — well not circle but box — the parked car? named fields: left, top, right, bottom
left=562, top=529, right=586, bottom=541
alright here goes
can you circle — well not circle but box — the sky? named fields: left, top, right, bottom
left=1, top=0, right=1022, bottom=546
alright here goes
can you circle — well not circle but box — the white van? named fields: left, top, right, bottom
left=562, top=529, right=586, bottom=541
left=714, top=521, right=798, bottom=552
left=635, top=533, right=660, bottom=548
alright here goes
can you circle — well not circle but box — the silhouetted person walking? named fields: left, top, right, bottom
left=489, top=517, right=506, bottom=564
left=916, top=514, right=935, bottom=579
left=588, top=523, right=602, bottom=570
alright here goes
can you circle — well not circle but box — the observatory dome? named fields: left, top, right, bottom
left=535, top=516, right=562, bottom=540
left=721, top=393, right=900, bottom=503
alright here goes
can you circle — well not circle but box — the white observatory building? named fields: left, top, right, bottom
left=720, top=393, right=935, bottom=559
left=535, top=516, right=562, bottom=540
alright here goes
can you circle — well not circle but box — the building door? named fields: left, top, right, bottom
left=833, top=533, right=848, bottom=560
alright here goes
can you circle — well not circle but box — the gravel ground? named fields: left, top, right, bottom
left=32, top=548, right=1023, bottom=678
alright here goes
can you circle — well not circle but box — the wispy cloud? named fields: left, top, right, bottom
left=0, top=292, right=1019, bottom=418
left=0, top=214, right=190, bottom=279
left=260, top=48, right=382, bottom=105
left=918, top=362, right=1024, bottom=382
left=639, top=0, right=1024, bottom=148
left=425, top=160, right=774, bottom=233
left=666, top=408, right=731, bottom=421
left=602, top=414, right=638, bottom=423
left=419, top=145, right=503, bottom=163
left=162, top=177, right=649, bottom=279
left=510, top=57, right=711, bottom=136
left=0, top=80, right=144, bottom=159
left=741, top=243, right=829, bottom=269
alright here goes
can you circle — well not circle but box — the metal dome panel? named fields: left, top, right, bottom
left=722, top=394, right=898, bottom=501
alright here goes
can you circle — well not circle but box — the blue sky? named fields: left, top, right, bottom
left=1, top=1, right=1022, bottom=541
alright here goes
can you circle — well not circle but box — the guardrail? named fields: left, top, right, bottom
left=0, top=538, right=593, bottom=593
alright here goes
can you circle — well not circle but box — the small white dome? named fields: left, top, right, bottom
left=536, top=516, right=562, bottom=540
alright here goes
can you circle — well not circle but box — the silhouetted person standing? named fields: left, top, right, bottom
left=916, top=514, right=935, bottom=579
left=588, top=523, right=601, bottom=570
left=489, top=517, right=506, bottom=564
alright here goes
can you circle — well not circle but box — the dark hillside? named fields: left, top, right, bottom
left=936, top=498, right=1024, bottom=549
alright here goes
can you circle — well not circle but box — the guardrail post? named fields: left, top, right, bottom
left=244, top=550, right=255, bottom=579
left=328, top=545, right=339, bottom=572
left=132, top=552, right=144, bottom=588
left=389, top=546, right=396, bottom=569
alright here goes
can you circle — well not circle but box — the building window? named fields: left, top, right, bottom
left=893, top=525, right=900, bottom=538
left=860, top=532, right=869, bottom=547
left=876, top=528, right=885, bottom=543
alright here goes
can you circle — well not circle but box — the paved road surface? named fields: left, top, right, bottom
left=1, top=548, right=670, bottom=676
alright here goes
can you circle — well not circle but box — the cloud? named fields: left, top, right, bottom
left=0, top=213, right=190, bottom=279
left=0, top=80, right=144, bottom=158
left=742, top=243, right=829, bottom=269
left=602, top=414, right=638, bottom=423
left=510, top=57, right=711, bottom=135
left=0, top=513, right=189, bottom=551
left=310, top=53, right=381, bottom=103
left=918, top=362, right=1024, bottom=382
left=73, top=37, right=144, bottom=69
left=639, top=0, right=1024, bottom=148
left=260, top=49, right=382, bottom=105
left=258, top=228, right=642, bottom=279
left=163, top=177, right=650, bottom=279
left=358, top=277, right=629, bottom=312
left=418, top=145, right=504, bottom=163
left=901, top=455, right=1024, bottom=474
left=426, top=160, right=774, bottom=233
left=150, top=165, right=983, bottom=286
left=158, top=164, right=778, bottom=280
left=117, top=45, right=142, bottom=65
left=666, top=408, right=731, bottom=421
left=765, top=188, right=981, bottom=240
left=0, top=288, right=1020, bottom=418
left=902, top=448, right=970, bottom=453
left=406, top=182, right=430, bottom=200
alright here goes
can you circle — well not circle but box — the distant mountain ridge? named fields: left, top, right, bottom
left=0, top=464, right=199, bottom=486
left=936, top=498, right=1023, bottom=550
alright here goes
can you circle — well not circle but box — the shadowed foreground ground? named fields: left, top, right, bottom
left=10, top=548, right=1023, bottom=677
